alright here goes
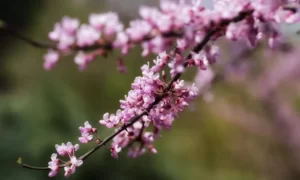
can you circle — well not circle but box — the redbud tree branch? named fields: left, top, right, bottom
left=0, top=20, right=182, bottom=52
left=1, top=4, right=296, bottom=52
left=19, top=10, right=253, bottom=171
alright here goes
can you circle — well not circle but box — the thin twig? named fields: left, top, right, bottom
left=21, top=164, right=54, bottom=170
left=0, top=22, right=57, bottom=49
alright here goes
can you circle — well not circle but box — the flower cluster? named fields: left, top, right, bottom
left=48, top=142, right=82, bottom=177
left=99, top=59, right=198, bottom=158
left=47, top=56, right=198, bottom=176
left=44, top=12, right=123, bottom=70
left=43, top=0, right=300, bottom=71
left=47, top=121, right=99, bottom=177
left=78, top=121, right=97, bottom=143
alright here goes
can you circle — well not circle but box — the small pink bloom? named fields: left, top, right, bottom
left=111, top=145, right=122, bottom=158
left=64, top=156, right=83, bottom=177
left=89, top=12, right=123, bottom=34
left=147, top=144, right=157, bottom=154
left=74, top=51, right=95, bottom=70
left=48, top=153, right=59, bottom=177
left=55, top=142, right=79, bottom=156
left=79, top=121, right=96, bottom=134
left=78, top=121, right=97, bottom=143
left=43, top=50, right=59, bottom=70
left=48, top=23, right=62, bottom=41
left=70, top=156, right=83, bottom=167
left=64, top=166, right=75, bottom=177
left=78, top=133, right=93, bottom=143
left=128, top=147, right=146, bottom=158
left=99, top=112, right=121, bottom=128
left=57, top=32, right=75, bottom=51
left=76, top=24, right=101, bottom=47
left=61, top=16, right=79, bottom=34
left=126, top=20, right=152, bottom=42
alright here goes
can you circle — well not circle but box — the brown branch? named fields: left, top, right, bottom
left=0, top=21, right=57, bottom=49
left=0, top=20, right=182, bottom=52
left=19, top=10, right=253, bottom=171
left=21, top=163, right=53, bottom=171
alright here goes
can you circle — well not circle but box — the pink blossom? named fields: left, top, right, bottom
left=55, top=142, right=79, bottom=156
left=76, top=24, right=101, bottom=47
left=151, top=51, right=170, bottom=72
left=64, top=156, right=83, bottom=178
left=126, top=20, right=152, bottom=42
left=78, top=121, right=95, bottom=143
left=190, top=44, right=220, bottom=70
left=156, top=15, right=173, bottom=33
left=70, top=156, right=83, bottom=167
left=43, top=50, right=59, bottom=70
left=174, top=80, right=185, bottom=90
left=147, top=144, right=158, bottom=154
left=113, top=32, right=130, bottom=55
left=48, top=153, right=59, bottom=177
left=64, top=166, right=75, bottom=177
left=139, top=6, right=160, bottom=22
left=213, top=0, right=247, bottom=19
left=142, top=132, right=155, bottom=143
left=89, top=12, right=123, bottom=35
left=78, top=133, right=93, bottom=144
left=168, top=54, right=185, bottom=76
left=49, top=142, right=82, bottom=177
left=142, top=35, right=168, bottom=56
left=48, top=17, right=79, bottom=51
left=110, top=145, right=122, bottom=158
left=57, top=32, right=75, bottom=51
left=285, top=12, right=300, bottom=23
left=99, top=111, right=122, bottom=128
left=79, top=121, right=96, bottom=134
left=48, top=23, right=62, bottom=41
left=128, top=147, right=146, bottom=158
left=61, top=16, right=79, bottom=35
left=89, top=13, right=108, bottom=30
left=205, top=45, right=220, bottom=64
left=74, top=51, right=96, bottom=70
left=176, top=38, right=189, bottom=51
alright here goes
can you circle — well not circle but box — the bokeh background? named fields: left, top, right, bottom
left=1, top=0, right=300, bottom=180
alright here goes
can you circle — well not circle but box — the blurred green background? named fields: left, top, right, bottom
left=1, top=0, right=300, bottom=180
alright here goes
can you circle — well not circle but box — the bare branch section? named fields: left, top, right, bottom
left=0, top=21, right=56, bottom=49
left=0, top=20, right=182, bottom=52
left=19, top=10, right=252, bottom=171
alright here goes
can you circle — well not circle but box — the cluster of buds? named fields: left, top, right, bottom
left=78, top=121, right=97, bottom=143
left=48, top=142, right=82, bottom=177
left=47, top=121, right=99, bottom=177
